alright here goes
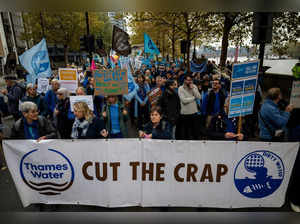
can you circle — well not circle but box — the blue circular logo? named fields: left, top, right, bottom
left=234, top=150, right=284, bottom=199
left=20, top=149, right=74, bottom=196
left=31, top=51, right=50, bottom=74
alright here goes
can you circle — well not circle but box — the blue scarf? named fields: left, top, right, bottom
left=23, top=117, right=40, bottom=140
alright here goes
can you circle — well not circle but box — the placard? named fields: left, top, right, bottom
left=59, top=68, right=78, bottom=93
left=70, top=96, right=94, bottom=112
left=229, top=61, right=259, bottom=118
left=290, top=81, right=300, bottom=108
left=37, top=78, right=49, bottom=94
left=94, top=69, right=128, bottom=96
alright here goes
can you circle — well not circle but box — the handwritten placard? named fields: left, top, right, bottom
left=94, top=69, right=128, bottom=96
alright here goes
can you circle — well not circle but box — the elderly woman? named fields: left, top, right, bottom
left=11, top=102, right=57, bottom=140
left=71, top=102, right=108, bottom=139
left=139, top=106, right=172, bottom=139
left=54, top=88, right=74, bottom=139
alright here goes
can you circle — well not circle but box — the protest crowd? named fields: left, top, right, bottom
left=0, top=27, right=300, bottom=211
left=1, top=56, right=299, bottom=143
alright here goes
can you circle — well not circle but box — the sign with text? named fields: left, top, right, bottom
left=232, top=61, right=259, bottom=80
left=70, top=96, right=94, bottom=112
left=229, top=61, right=259, bottom=118
left=290, top=81, right=300, bottom=108
left=3, top=140, right=299, bottom=208
left=148, top=87, right=162, bottom=107
left=37, top=78, right=49, bottom=94
left=59, top=68, right=78, bottom=93
left=94, top=69, right=128, bottom=96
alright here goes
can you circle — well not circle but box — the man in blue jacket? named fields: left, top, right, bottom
left=258, top=87, right=293, bottom=141
left=44, top=79, right=60, bottom=119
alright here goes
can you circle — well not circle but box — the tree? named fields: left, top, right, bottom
left=130, top=12, right=213, bottom=70
left=22, top=12, right=113, bottom=65
left=272, top=12, right=300, bottom=58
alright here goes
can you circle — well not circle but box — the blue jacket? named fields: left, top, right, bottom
left=44, top=90, right=58, bottom=116
left=143, top=120, right=172, bottom=139
left=259, top=99, right=290, bottom=140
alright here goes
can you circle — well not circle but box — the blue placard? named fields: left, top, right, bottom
left=231, top=81, right=244, bottom=96
left=229, top=97, right=242, bottom=118
left=244, top=78, right=257, bottom=94
left=232, top=61, right=259, bottom=80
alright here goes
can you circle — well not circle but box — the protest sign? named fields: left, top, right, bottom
left=3, top=139, right=299, bottom=208
left=69, top=96, right=94, bottom=112
left=229, top=61, right=259, bottom=118
left=37, top=78, right=49, bottom=94
left=59, top=68, right=78, bottom=93
left=94, top=69, right=128, bottom=96
left=148, top=87, right=162, bottom=106
left=290, top=81, right=300, bottom=108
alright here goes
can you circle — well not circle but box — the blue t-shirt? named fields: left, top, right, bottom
left=110, top=104, right=121, bottom=134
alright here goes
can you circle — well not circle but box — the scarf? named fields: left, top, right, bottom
left=71, top=118, right=90, bottom=139
left=23, top=117, right=40, bottom=140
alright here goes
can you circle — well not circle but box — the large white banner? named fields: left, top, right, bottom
left=3, top=140, right=299, bottom=208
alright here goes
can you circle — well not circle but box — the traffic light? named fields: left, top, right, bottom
left=80, top=35, right=88, bottom=52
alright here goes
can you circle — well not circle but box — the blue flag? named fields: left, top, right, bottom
left=144, top=33, right=160, bottom=55
left=19, top=38, right=52, bottom=83
left=190, top=61, right=207, bottom=73
left=119, top=57, right=139, bottom=102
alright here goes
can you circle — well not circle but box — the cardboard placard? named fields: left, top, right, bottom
left=94, top=69, right=128, bottom=96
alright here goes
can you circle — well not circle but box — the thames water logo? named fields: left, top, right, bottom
left=234, top=151, right=284, bottom=198
left=20, top=149, right=74, bottom=195
left=31, top=51, right=50, bottom=75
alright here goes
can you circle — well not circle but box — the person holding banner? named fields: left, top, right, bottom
left=44, top=79, right=60, bottom=119
left=21, top=84, right=46, bottom=116
left=54, top=88, right=74, bottom=139
left=206, top=98, right=245, bottom=141
left=71, top=102, right=108, bottom=139
left=102, top=95, right=129, bottom=138
left=11, top=102, right=57, bottom=140
left=139, top=106, right=172, bottom=139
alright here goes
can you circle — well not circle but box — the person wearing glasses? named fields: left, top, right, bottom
left=11, top=101, right=57, bottom=140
